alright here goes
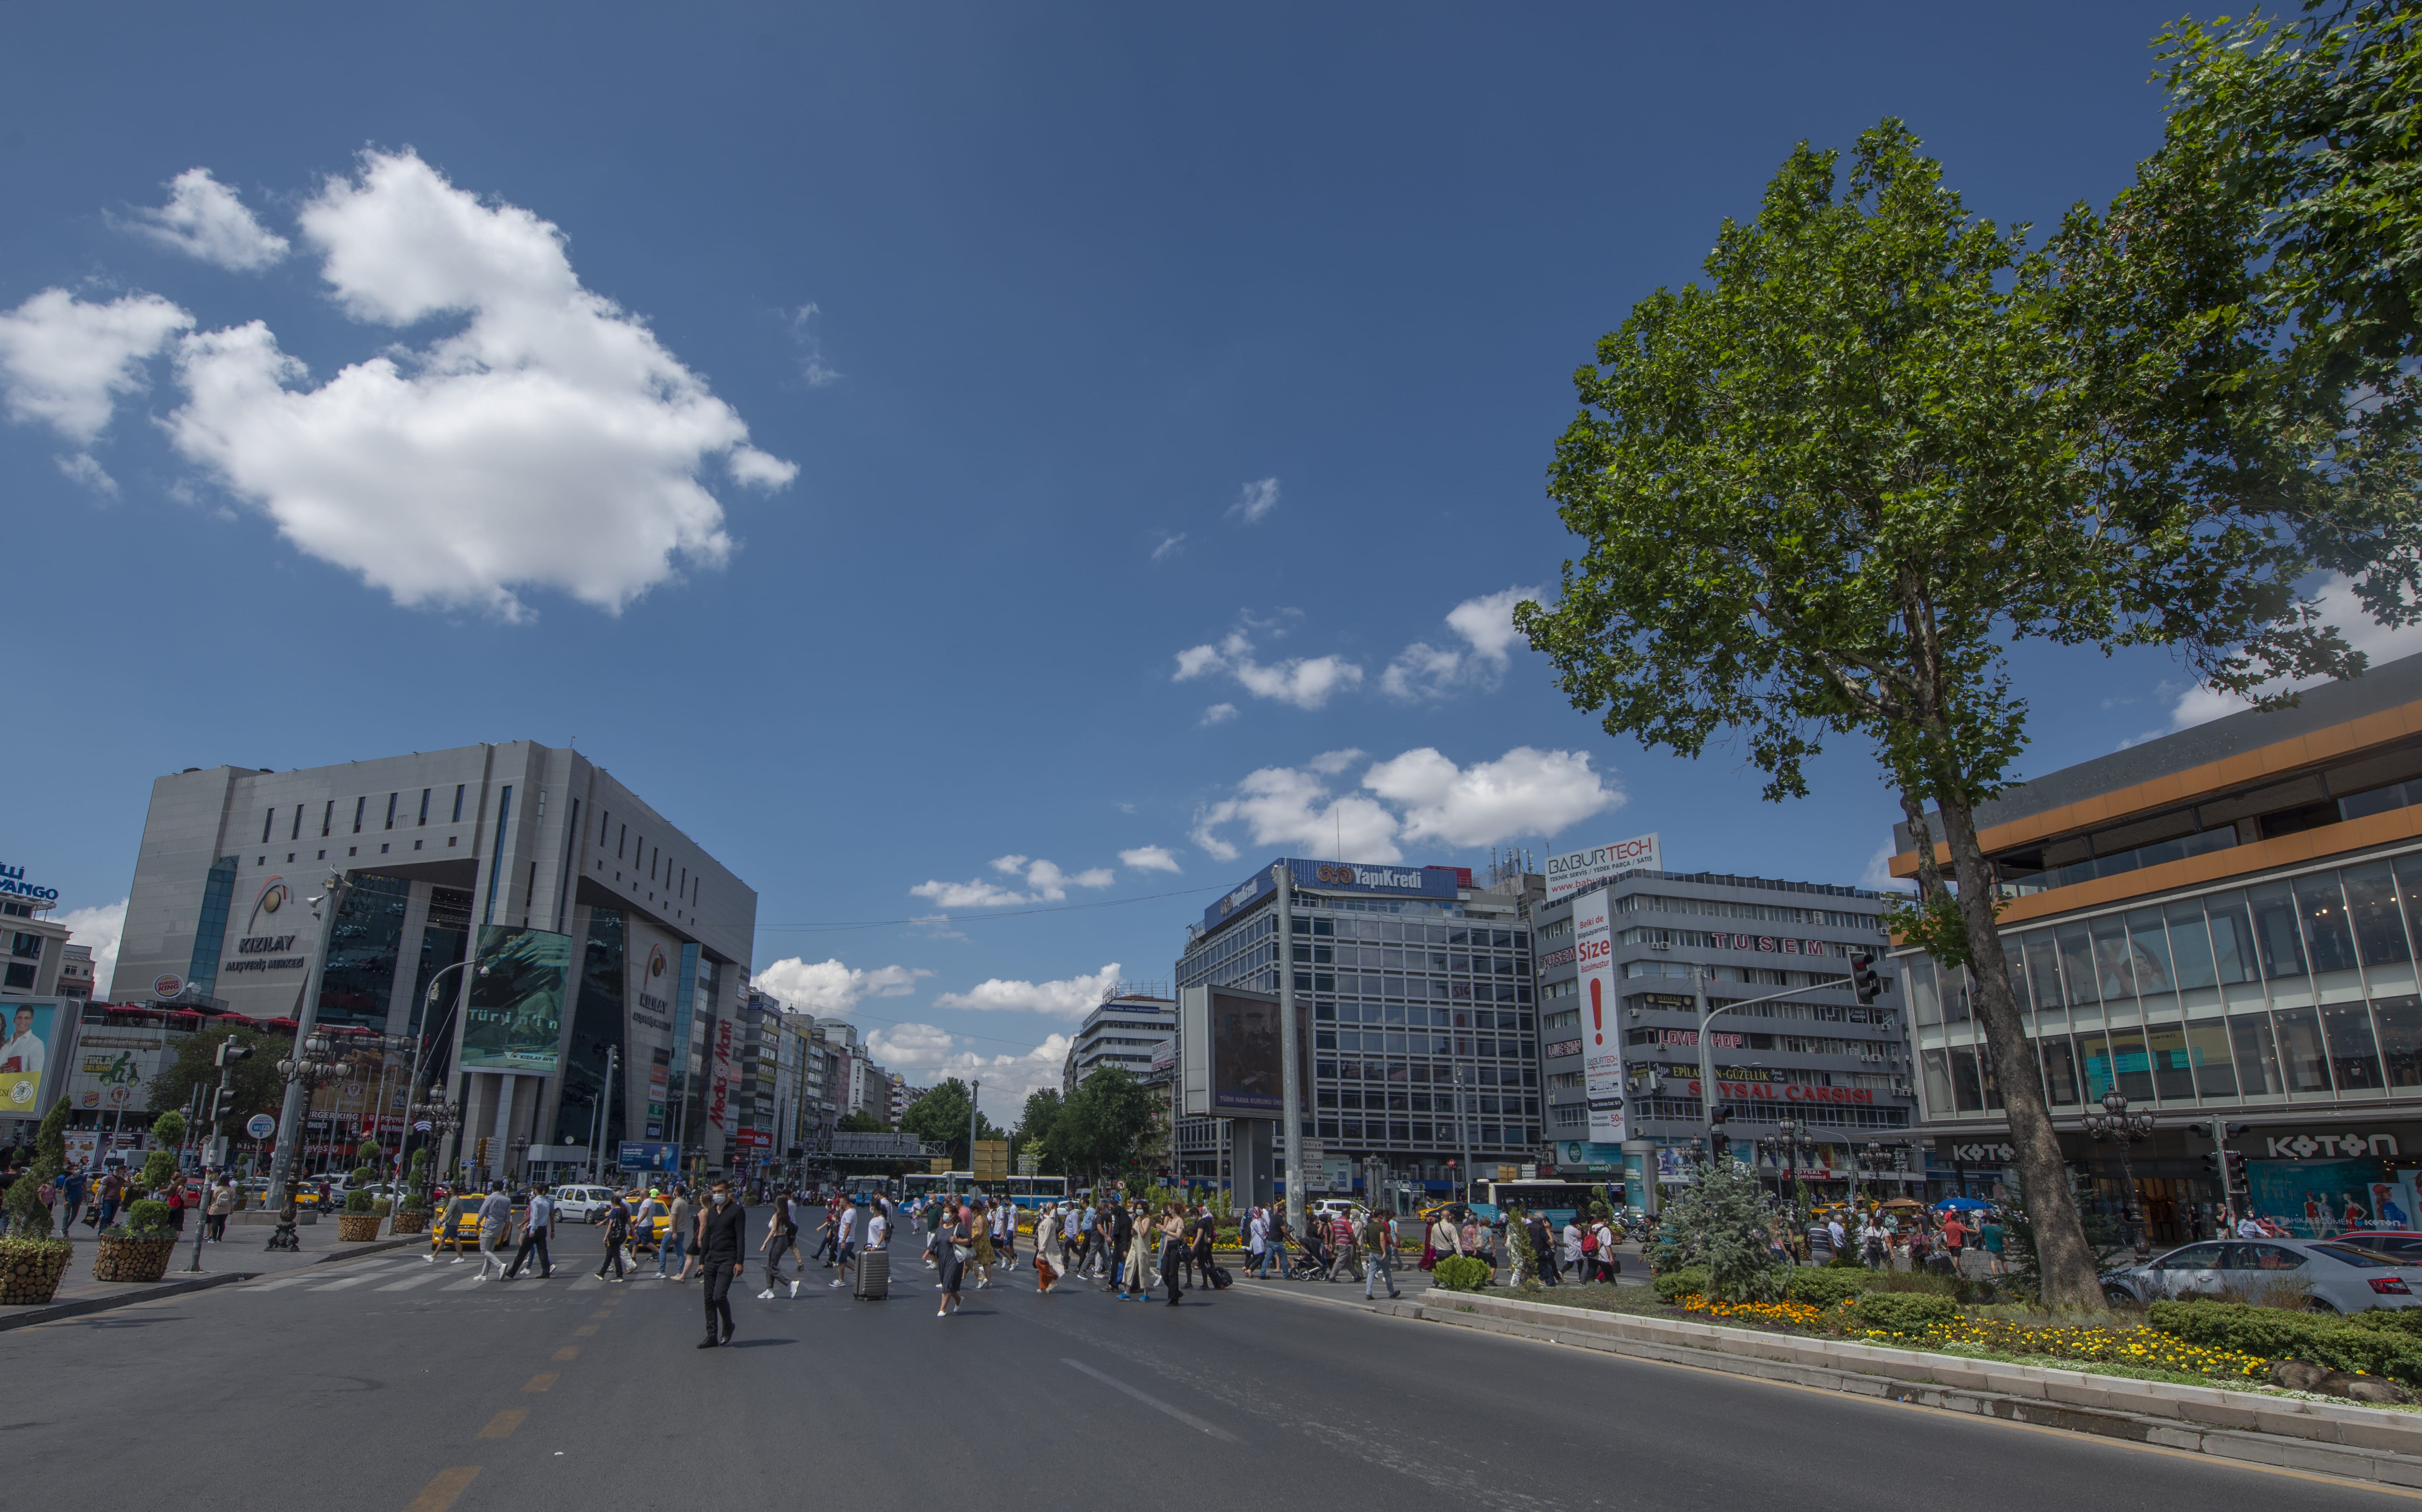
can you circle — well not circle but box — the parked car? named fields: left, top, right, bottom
left=2102, top=1237, right=2422, bottom=1312
left=2326, top=1230, right=2422, bottom=1262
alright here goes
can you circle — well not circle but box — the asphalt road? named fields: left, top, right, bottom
left=5, top=1241, right=2409, bottom=1512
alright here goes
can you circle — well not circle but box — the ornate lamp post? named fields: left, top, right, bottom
left=2084, top=1088, right=2157, bottom=1260
left=410, top=1085, right=465, bottom=1203
left=265, top=1030, right=346, bottom=1252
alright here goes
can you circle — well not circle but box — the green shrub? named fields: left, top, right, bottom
left=1652, top=1265, right=1710, bottom=1303
left=1784, top=1268, right=1870, bottom=1307
left=1852, top=1291, right=1960, bottom=1334
left=2350, top=1309, right=2422, bottom=1340
left=120, top=1199, right=173, bottom=1238
left=344, top=1188, right=375, bottom=1214
left=1431, top=1255, right=1494, bottom=1292
left=2149, top=1300, right=2422, bottom=1385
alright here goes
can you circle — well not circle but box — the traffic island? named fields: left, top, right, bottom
left=1362, top=1290, right=2422, bottom=1487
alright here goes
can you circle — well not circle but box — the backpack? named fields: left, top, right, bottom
left=1580, top=1227, right=1598, bottom=1254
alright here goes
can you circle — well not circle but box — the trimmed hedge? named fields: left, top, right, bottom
left=1652, top=1266, right=1710, bottom=1303
left=2149, top=1301, right=2422, bottom=1385
left=1850, top=1291, right=1960, bottom=1334
left=1784, top=1269, right=1869, bottom=1307
left=1431, top=1255, right=1493, bottom=1292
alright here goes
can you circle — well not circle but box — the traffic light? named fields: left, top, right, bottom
left=1850, top=955, right=1883, bottom=1004
left=475, top=1136, right=491, bottom=1165
left=215, top=1040, right=252, bottom=1068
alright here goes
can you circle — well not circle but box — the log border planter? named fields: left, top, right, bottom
left=0, top=1239, right=73, bottom=1305
left=389, top=1210, right=427, bottom=1237
left=335, top=1213, right=383, bottom=1243
left=93, top=1233, right=178, bottom=1284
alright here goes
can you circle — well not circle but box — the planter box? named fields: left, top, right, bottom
left=335, top=1213, right=383, bottom=1243
left=390, top=1211, right=428, bottom=1236
left=0, top=1240, right=73, bottom=1305
left=93, top=1234, right=179, bottom=1284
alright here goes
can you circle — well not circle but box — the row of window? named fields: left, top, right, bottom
left=1292, top=943, right=1527, bottom=973
left=1317, top=1120, right=1534, bottom=1149
left=1632, top=1097, right=1912, bottom=1130
left=1318, top=1029, right=1534, bottom=1058
left=1320, top=1089, right=1539, bottom=1113
left=1292, top=970, right=1533, bottom=1003
left=1628, top=994, right=1899, bottom=1027
left=1622, top=960, right=1860, bottom=991
left=1317, top=1003, right=1529, bottom=1031
left=1929, top=995, right=2422, bottom=1114
left=1611, top=893, right=1884, bottom=932
left=1291, top=915, right=1528, bottom=949
left=266, top=786, right=472, bottom=846
left=1318, top=1057, right=1530, bottom=1084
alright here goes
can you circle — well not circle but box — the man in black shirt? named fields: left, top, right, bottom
left=1109, top=1204, right=1134, bottom=1292
left=696, top=1179, right=747, bottom=1348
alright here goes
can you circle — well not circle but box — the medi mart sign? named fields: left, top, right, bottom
left=1545, top=834, right=1660, bottom=898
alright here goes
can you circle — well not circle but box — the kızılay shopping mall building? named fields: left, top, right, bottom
left=1892, top=651, right=2422, bottom=1245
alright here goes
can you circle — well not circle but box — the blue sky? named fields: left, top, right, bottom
left=7, top=3, right=2377, bottom=1117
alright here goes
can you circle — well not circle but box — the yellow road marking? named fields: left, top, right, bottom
left=476, top=1410, right=526, bottom=1440
left=572, top=1324, right=598, bottom=1336
left=402, top=1467, right=480, bottom=1512
left=587, top=1310, right=612, bottom=1319
left=522, top=1374, right=558, bottom=1393
left=553, top=1346, right=579, bottom=1361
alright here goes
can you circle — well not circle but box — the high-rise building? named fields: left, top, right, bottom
left=1533, top=868, right=1909, bottom=1203
left=1063, top=994, right=1177, bottom=1093
left=109, top=742, right=756, bottom=1181
left=1890, top=651, right=2422, bottom=1240
left=1173, top=858, right=1534, bottom=1200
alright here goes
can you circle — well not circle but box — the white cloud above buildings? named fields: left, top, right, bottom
left=1381, top=585, right=1544, bottom=700
left=932, top=962, right=1123, bottom=1019
left=752, top=956, right=930, bottom=1014
left=120, top=168, right=290, bottom=271
left=1191, top=745, right=1620, bottom=863
left=2142, top=574, right=2422, bottom=741
left=910, top=854, right=1117, bottom=909
left=865, top=1023, right=1073, bottom=1110
left=1172, top=630, right=1363, bottom=710
left=58, top=898, right=127, bottom=997
left=163, top=148, right=795, bottom=621
left=1227, top=476, right=1279, bottom=523
left=0, top=287, right=194, bottom=494
left=1118, top=845, right=1182, bottom=873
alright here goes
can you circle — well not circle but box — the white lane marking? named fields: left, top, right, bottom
left=243, top=1275, right=318, bottom=1291
left=310, top=1275, right=377, bottom=1290
left=1062, top=1358, right=1240, bottom=1442
left=442, top=1276, right=487, bottom=1291
left=571, top=1277, right=603, bottom=1290
left=375, top=1273, right=440, bottom=1292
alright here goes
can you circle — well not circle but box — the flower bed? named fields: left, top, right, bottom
left=1670, top=1292, right=2269, bottom=1382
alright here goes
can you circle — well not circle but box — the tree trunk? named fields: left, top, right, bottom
left=1932, top=788, right=2103, bottom=1309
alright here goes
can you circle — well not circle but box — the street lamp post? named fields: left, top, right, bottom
left=265, top=1030, right=346, bottom=1251
left=267, top=870, right=354, bottom=1212
left=2084, top=1088, right=2157, bottom=1261
left=409, top=1084, right=465, bottom=1210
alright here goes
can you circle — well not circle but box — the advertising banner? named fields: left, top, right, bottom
left=67, top=1024, right=177, bottom=1115
left=624, top=920, right=681, bottom=1143
left=462, top=926, right=572, bottom=1073
left=1546, top=834, right=1661, bottom=899
left=1574, top=889, right=1625, bottom=1143
left=2247, top=1158, right=2422, bottom=1236
left=1209, top=987, right=1285, bottom=1117
left=618, top=1140, right=679, bottom=1170
left=0, top=998, right=72, bottom=1120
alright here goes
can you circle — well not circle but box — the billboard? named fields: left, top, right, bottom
left=1574, top=889, right=1626, bottom=1143
left=67, top=1023, right=178, bottom=1116
left=618, top=1140, right=679, bottom=1170
left=1202, top=859, right=1463, bottom=933
left=1210, top=987, right=1285, bottom=1117
left=0, top=998, right=72, bottom=1119
left=461, top=925, right=572, bottom=1073
left=1546, top=834, right=1661, bottom=899
left=625, top=920, right=681, bottom=1141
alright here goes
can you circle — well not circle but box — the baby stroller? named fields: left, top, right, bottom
left=1288, top=1234, right=1332, bottom=1280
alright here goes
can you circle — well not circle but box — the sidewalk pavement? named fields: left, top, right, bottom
left=0, top=1223, right=424, bottom=1332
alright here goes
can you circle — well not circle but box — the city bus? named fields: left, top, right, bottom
left=902, top=1172, right=1070, bottom=1207
left=1462, top=1179, right=1621, bottom=1228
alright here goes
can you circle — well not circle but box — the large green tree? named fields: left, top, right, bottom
left=146, top=1025, right=291, bottom=1137
left=1043, top=1067, right=1157, bottom=1184
left=1017, top=1088, right=1064, bottom=1173
left=1516, top=120, right=2418, bottom=1306
left=898, top=1078, right=1003, bottom=1168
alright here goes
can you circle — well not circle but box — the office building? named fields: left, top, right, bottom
left=1173, top=859, right=1535, bottom=1198
left=1891, top=652, right=2422, bottom=1242
left=3, top=878, right=73, bottom=1000
left=1534, top=869, right=1910, bottom=1204
left=1063, top=993, right=1177, bottom=1093
left=110, top=742, right=757, bottom=1180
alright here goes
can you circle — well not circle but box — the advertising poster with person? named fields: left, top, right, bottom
left=461, top=926, right=572, bottom=1074
left=2246, top=1158, right=2422, bottom=1236
left=0, top=998, right=70, bottom=1118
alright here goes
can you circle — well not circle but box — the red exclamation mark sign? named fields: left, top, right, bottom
left=1590, top=976, right=1602, bottom=1045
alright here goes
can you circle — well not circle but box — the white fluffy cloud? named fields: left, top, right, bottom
left=59, top=898, right=127, bottom=999
left=1228, top=476, right=1280, bottom=523
left=864, top=1023, right=1073, bottom=1114
left=909, top=854, right=1115, bottom=908
left=1118, top=845, right=1182, bottom=874
left=1192, top=745, right=1620, bottom=863
left=0, top=288, right=192, bottom=444
left=123, top=168, right=290, bottom=271
left=1199, top=702, right=1238, bottom=727
left=753, top=956, right=930, bottom=1014
left=165, top=148, right=795, bottom=622
left=2159, top=574, right=2422, bottom=734
left=932, top=962, right=1123, bottom=1018
left=1364, top=746, right=1619, bottom=847
left=1382, top=586, right=1544, bottom=700
left=1151, top=531, right=1186, bottom=563
left=1173, top=630, right=1362, bottom=710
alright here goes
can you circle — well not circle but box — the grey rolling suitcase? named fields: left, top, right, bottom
left=853, top=1247, right=889, bottom=1300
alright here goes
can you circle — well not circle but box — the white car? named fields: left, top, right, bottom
left=2103, top=1237, right=2422, bottom=1313
left=552, top=1185, right=617, bottom=1224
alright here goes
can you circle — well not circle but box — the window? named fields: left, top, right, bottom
left=385, top=792, right=398, bottom=830
left=419, top=789, right=432, bottom=825
left=262, top=808, right=274, bottom=844
left=291, top=804, right=303, bottom=842
left=618, top=825, right=627, bottom=860
left=322, top=800, right=335, bottom=837
left=453, top=784, right=467, bottom=823
left=353, top=796, right=366, bottom=834
left=8, top=932, right=41, bottom=960
left=2, top=962, right=30, bottom=990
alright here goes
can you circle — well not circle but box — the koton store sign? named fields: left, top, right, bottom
left=1545, top=834, right=1660, bottom=898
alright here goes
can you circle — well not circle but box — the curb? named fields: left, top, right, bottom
left=0, top=1270, right=258, bottom=1332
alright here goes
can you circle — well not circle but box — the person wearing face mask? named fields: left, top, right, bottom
left=696, top=1180, right=747, bottom=1349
